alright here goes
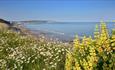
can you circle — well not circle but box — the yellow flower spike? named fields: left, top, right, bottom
left=73, top=60, right=81, bottom=70
left=65, top=52, right=73, bottom=70
left=94, top=24, right=100, bottom=40
left=97, top=22, right=111, bottom=52
left=82, top=35, right=87, bottom=45
left=100, top=22, right=109, bottom=39
left=74, top=35, right=80, bottom=50
left=111, top=30, right=115, bottom=51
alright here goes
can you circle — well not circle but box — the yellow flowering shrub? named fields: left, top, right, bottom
left=65, top=22, right=115, bottom=70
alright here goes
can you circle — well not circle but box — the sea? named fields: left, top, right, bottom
left=22, top=22, right=115, bottom=41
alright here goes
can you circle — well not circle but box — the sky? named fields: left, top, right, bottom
left=0, top=0, right=115, bottom=22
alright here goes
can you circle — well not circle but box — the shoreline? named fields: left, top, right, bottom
left=13, top=23, right=73, bottom=43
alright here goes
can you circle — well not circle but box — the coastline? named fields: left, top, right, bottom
left=0, top=18, right=72, bottom=43
left=13, top=23, right=73, bottom=43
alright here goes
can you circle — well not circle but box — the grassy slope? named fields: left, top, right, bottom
left=0, top=22, right=9, bottom=30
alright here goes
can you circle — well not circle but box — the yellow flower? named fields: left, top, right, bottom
left=65, top=52, right=73, bottom=70
left=65, top=21, right=114, bottom=70
left=73, top=61, right=81, bottom=70
left=74, top=35, right=80, bottom=49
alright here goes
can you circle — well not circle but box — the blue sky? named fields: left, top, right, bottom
left=0, top=0, right=115, bottom=22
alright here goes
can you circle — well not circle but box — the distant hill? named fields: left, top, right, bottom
left=0, top=19, right=11, bottom=25
left=19, top=20, right=56, bottom=24
left=0, top=19, right=21, bottom=32
left=0, top=19, right=11, bottom=30
left=20, top=20, right=48, bottom=23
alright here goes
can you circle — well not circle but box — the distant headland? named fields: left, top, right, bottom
left=18, top=20, right=56, bottom=24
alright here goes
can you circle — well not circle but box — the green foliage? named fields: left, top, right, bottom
left=112, top=29, right=115, bottom=35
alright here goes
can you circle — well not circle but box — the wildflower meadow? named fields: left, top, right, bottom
left=0, top=21, right=115, bottom=70
left=0, top=30, right=69, bottom=70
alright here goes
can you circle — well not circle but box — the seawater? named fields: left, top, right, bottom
left=23, top=22, right=115, bottom=41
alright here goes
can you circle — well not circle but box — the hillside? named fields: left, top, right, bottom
left=0, top=19, right=11, bottom=30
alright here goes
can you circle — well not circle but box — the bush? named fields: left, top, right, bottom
left=65, top=22, right=115, bottom=70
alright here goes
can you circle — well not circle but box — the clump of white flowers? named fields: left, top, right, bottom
left=0, top=30, right=69, bottom=70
